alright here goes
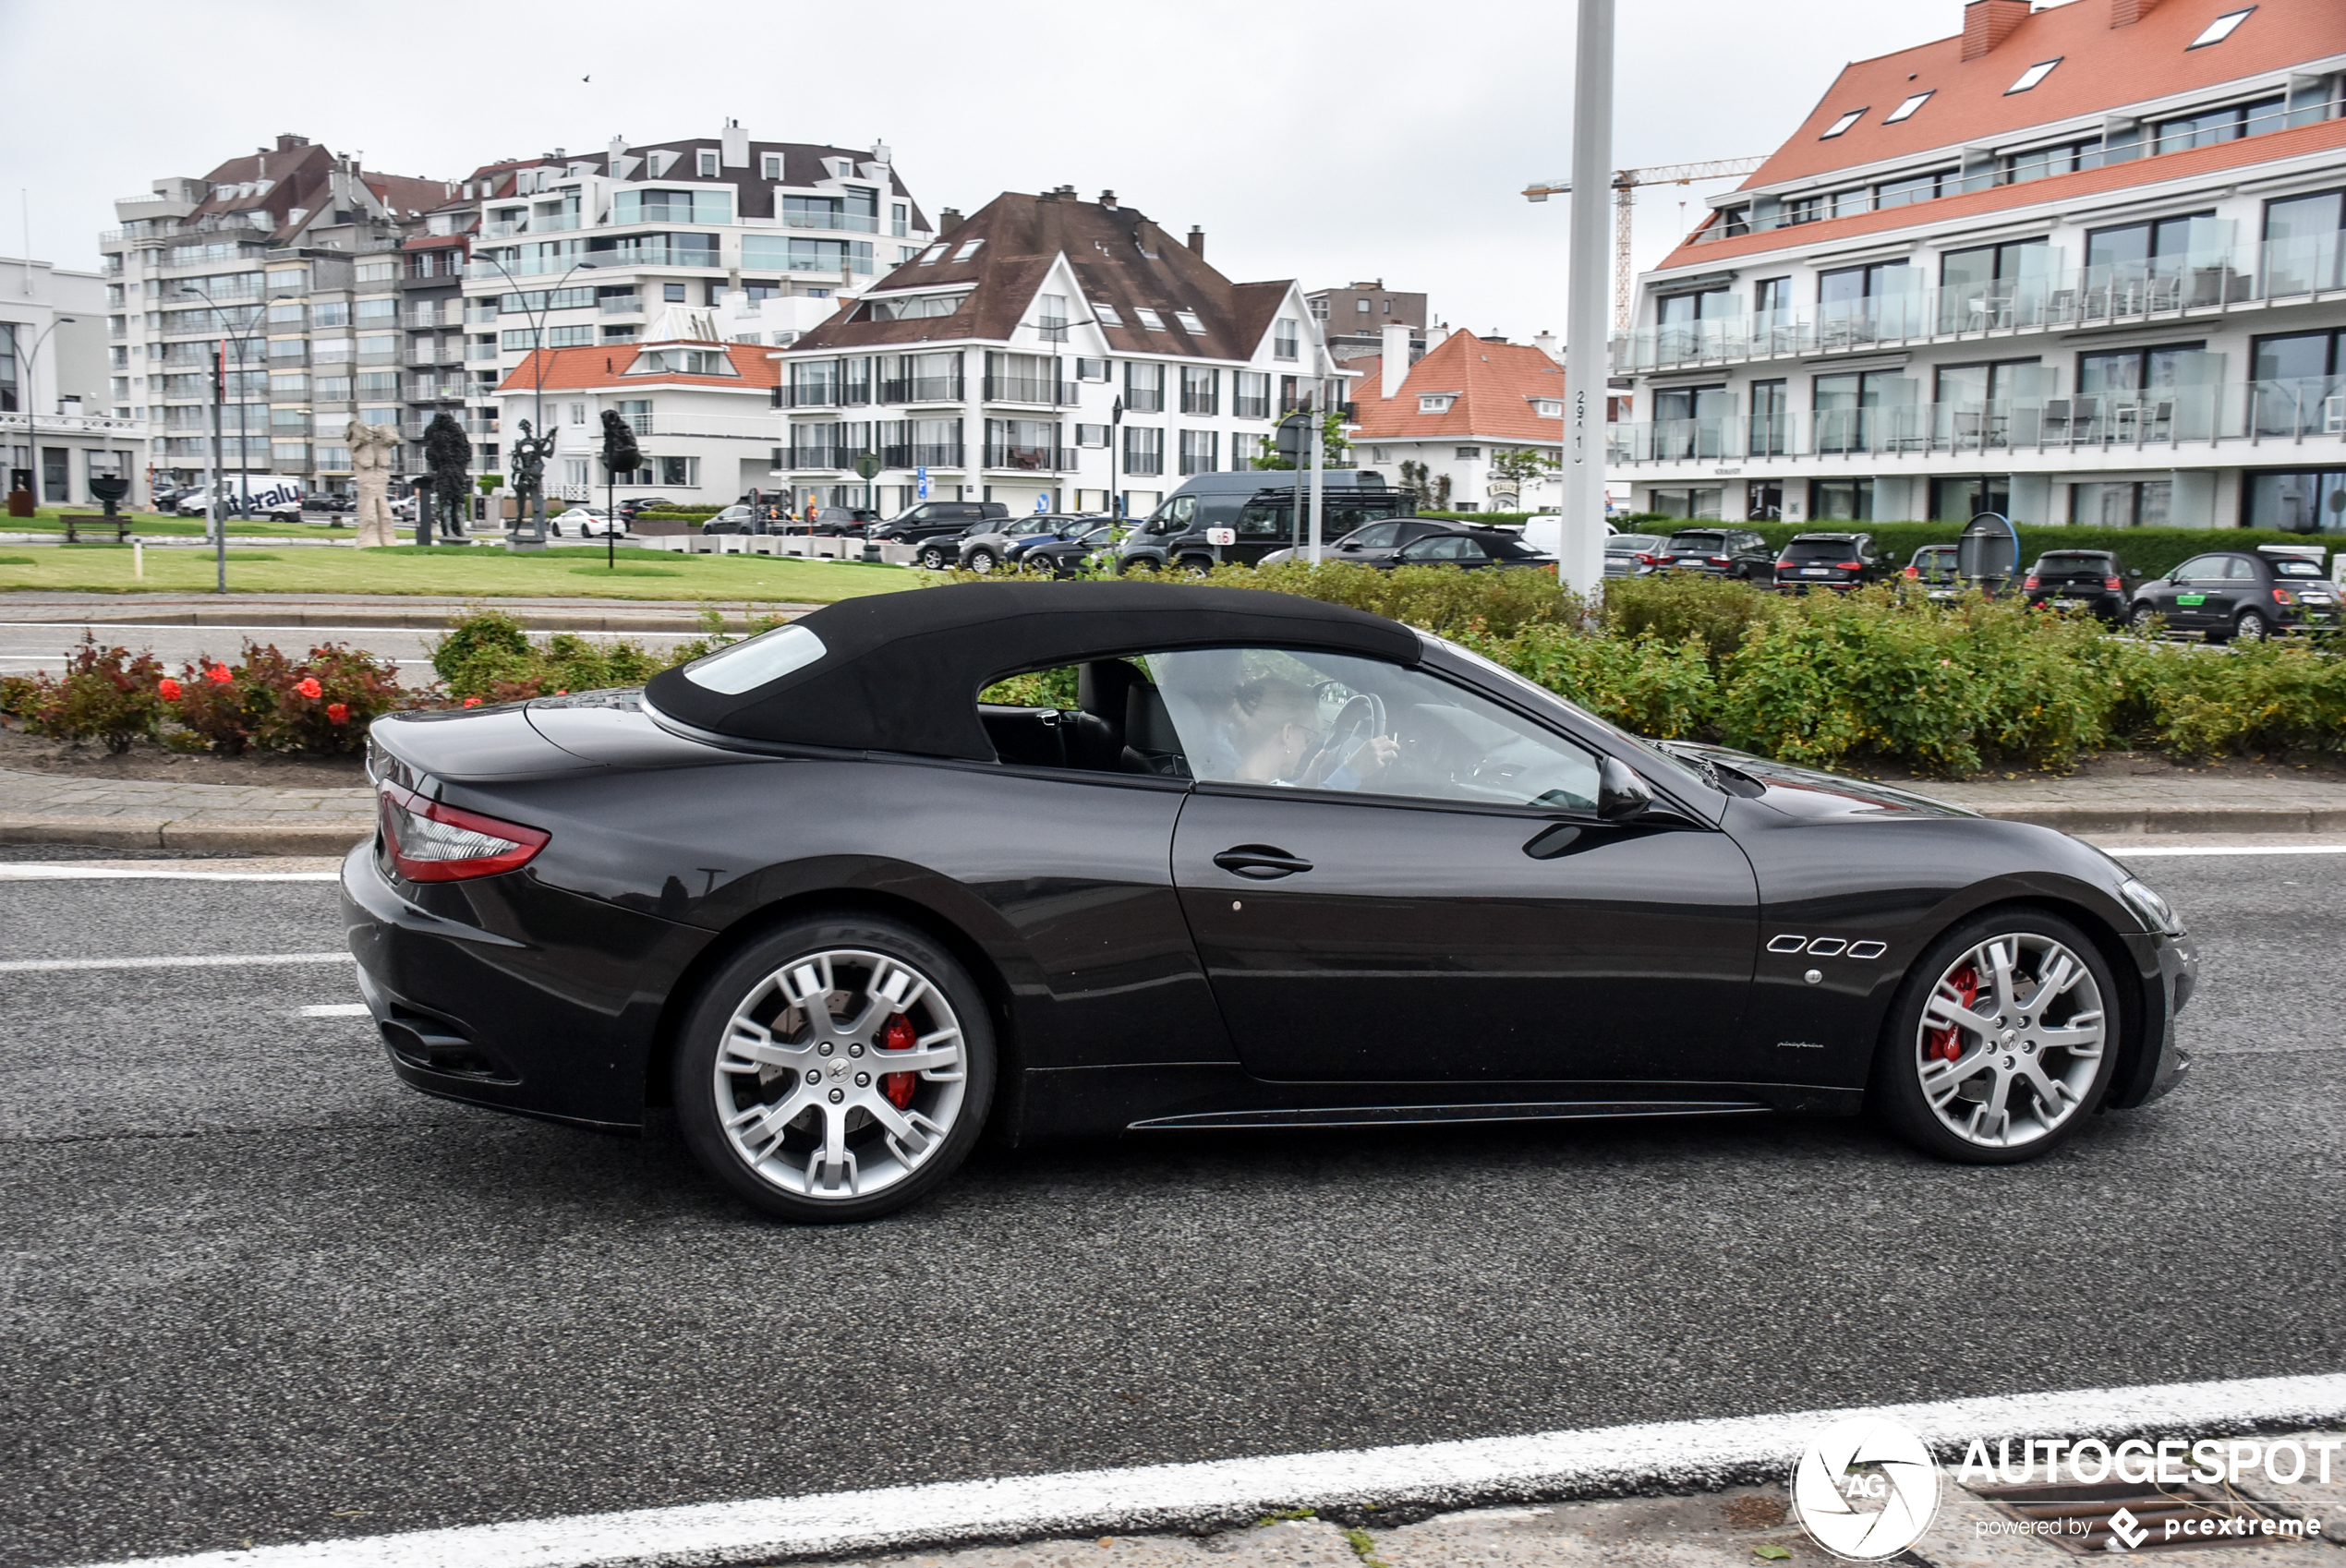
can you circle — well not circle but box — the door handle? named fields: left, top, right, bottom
left=1212, top=845, right=1313, bottom=879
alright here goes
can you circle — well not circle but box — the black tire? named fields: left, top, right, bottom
left=1175, top=554, right=1215, bottom=577
left=1119, top=555, right=1158, bottom=574
left=917, top=545, right=949, bottom=571
left=967, top=548, right=997, bottom=574
left=1870, top=908, right=2121, bottom=1165
left=2128, top=603, right=2159, bottom=632
left=2232, top=609, right=2270, bottom=643
left=672, top=914, right=996, bottom=1223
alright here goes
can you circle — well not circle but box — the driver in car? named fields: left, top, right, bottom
left=1223, top=677, right=1398, bottom=790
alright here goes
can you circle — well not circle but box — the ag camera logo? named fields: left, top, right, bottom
left=1790, top=1417, right=1942, bottom=1561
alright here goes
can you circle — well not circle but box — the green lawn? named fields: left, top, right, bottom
left=0, top=542, right=918, bottom=604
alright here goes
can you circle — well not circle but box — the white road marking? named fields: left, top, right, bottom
left=64, top=1370, right=2346, bottom=1568
left=0, top=865, right=341, bottom=882
left=2109, top=844, right=2346, bottom=857
left=296, top=1003, right=370, bottom=1018
left=0, top=952, right=353, bottom=973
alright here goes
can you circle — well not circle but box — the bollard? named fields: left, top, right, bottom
left=133, top=540, right=143, bottom=579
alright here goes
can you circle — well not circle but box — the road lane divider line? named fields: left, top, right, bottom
left=65, top=1370, right=2346, bottom=1568
left=0, top=865, right=342, bottom=882
left=2108, top=844, right=2346, bottom=857
left=296, top=1003, right=370, bottom=1017
left=0, top=952, right=353, bottom=973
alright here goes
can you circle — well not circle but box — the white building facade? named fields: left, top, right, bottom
left=3, top=256, right=148, bottom=507
left=775, top=188, right=1327, bottom=518
left=1609, top=0, right=2346, bottom=531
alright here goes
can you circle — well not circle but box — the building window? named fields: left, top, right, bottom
left=1418, top=393, right=1455, bottom=414
left=1749, top=380, right=1789, bottom=456
left=2263, top=187, right=2346, bottom=296
left=1234, top=371, right=1270, bottom=420
left=1808, top=477, right=1873, bottom=521
left=2153, top=94, right=2285, bottom=154
left=1179, top=366, right=1218, bottom=416
left=1076, top=357, right=1110, bottom=381
left=1174, top=309, right=1205, bottom=334
left=1273, top=320, right=1299, bottom=360
left=1371, top=447, right=1390, bottom=463
left=2006, top=59, right=2062, bottom=94
left=1929, top=476, right=2012, bottom=522
left=1754, top=277, right=1792, bottom=320
left=2188, top=7, right=2255, bottom=48
left=1179, top=429, right=1217, bottom=475
left=696, top=150, right=720, bottom=177
left=2071, top=479, right=2171, bottom=525
left=1455, top=446, right=1481, bottom=461
left=1883, top=90, right=1933, bottom=124
left=1122, top=426, right=1163, bottom=476
left=1092, top=301, right=1123, bottom=326
left=659, top=454, right=699, bottom=487
left=1873, top=169, right=1950, bottom=210
left=1820, top=108, right=1866, bottom=139
left=2250, top=328, right=2343, bottom=433
left=1647, top=486, right=1724, bottom=519
left=2003, top=138, right=2104, bottom=184
left=2244, top=468, right=2346, bottom=531
left=1134, top=308, right=1165, bottom=331
left=1124, top=361, right=1164, bottom=414
left=664, top=283, right=687, bottom=302
left=1075, top=424, right=1109, bottom=448
left=762, top=153, right=782, bottom=180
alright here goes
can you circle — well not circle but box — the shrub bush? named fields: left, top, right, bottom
left=4, top=635, right=167, bottom=753
left=432, top=607, right=735, bottom=702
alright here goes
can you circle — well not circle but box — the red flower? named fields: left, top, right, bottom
left=157, top=678, right=183, bottom=701
left=463, top=696, right=481, bottom=708
left=326, top=702, right=350, bottom=724
left=205, top=664, right=232, bottom=685
left=296, top=677, right=323, bottom=699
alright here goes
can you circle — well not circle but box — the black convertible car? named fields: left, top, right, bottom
left=345, top=583, right=2195, bottom=1222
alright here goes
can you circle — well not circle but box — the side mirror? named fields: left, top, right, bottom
left=1596, top=756, right=1655, bottom=823
left=2129, top=569, right=2143, bottom=579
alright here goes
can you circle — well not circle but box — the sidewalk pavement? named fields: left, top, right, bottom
left=0, top=591, right=817, bottom=634
left=4, top=760, right=2345, bottom=854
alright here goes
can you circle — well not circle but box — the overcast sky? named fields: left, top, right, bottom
left=1, top=0, right=1954, bottom=337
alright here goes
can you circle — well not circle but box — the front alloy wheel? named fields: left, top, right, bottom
left=967, top=548, right=997, bottom=573
left=1875, top=913, right=2118, bottom=1163
left=676, top=918, right=994, bottom=1221
left=918, top=544, right=949, bottom=571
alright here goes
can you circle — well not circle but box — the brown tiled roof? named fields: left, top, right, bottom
left=572, top=140, right=925, bottom=226
left=495, top=341, right=780, bottom=392
left=187, top=140, right=451, bottom=246
left=1348, top=332, right=1566, bottom=443
left=1740, top=0, right=2343, bottom=189
left=1663, top=111, right=2346, bottom=269
left=789, top=190, right=1298, bottom=362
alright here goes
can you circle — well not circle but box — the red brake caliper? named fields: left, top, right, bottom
left=1926, top=964, right=1979, bottom=1063
left=880, top=1013, right=918, bottom=1109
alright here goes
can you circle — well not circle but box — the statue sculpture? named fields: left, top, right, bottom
left=423, top=411, right=474, bottom=548
left=348, top=418, right=400, bottom=548
left=508, top=418, right=556, bottom=544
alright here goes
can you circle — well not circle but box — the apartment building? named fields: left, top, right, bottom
left=456, top=124, right=930, bottom=486
left=776, top=188, right=1327, bottom=518
left=99, top=135, right=453, bottom=497
left=1348, top=324, right=1567, bottom=510
left=1307, top=280, right=1430, bottom=364
left=1609, top=0, right=2346, bottom=530
left=3, top=256, right=144, bottom=506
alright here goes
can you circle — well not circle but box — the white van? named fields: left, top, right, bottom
left=174, top=476, right=303, bottom=518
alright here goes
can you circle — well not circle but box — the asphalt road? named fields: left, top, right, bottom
left=0, top=621, right=697, bottom=688
left=1, top=852, right=2339, bottom=1566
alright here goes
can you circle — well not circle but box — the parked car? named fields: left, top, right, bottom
left=549, top=506, right=623, bottom=537
left=869, top=501, right=1009, bottom=553
left=1773, top=532, right=1893, bottom=593
left=2022, top=550, right=2135, bottom=622
left=262, top=498, right=305, bottom=524
left=1021, top=523, right=1123, bottom=577
left=1657, top=527, right=1777, bottom=583
left=1905, top=545, right=1962, bottom=600
left=1257, top=517, right=1456, bottom=568
left=618, top=496, right=677, bottom=522
left=700, top=505, right=763, bottom=535
left=2128, top=548, right=2343, bottom=640
left=958, top=514, right=1101, bottom=573
left=1603, top=533, right=1669, bottom=579
left=1118, top=479, right=1415, bottom=573
left=1377, top=527, right=1556, bottom=573
left=348, top=581, right=2195, bottom=1222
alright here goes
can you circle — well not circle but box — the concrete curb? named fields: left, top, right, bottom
left=0, top=607, right=805, bottom=634
left=1973, top=803, right=2346, bottom=835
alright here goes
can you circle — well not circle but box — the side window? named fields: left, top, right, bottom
left=1235, top=503, right=1288, bottom=540
left=1167, top=495, right=1197, bottom=526
left=1348, top=522, right=1398, bottom=549
left=2172, top=554, right=2219, bottom=581
left=2222, top=557, right=2255, bottom=579
left=1142, top=647, right=1603, bottom=811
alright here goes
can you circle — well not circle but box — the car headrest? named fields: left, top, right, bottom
left=1079, top=657, right=1148, bottom=723
left=1124, top=683, right=1185, bottom=758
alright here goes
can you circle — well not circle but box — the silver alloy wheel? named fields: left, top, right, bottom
left=920, top=546, right=948, bottom=570
left=1913, top=932, right=2105, bottom=1150
left=2235, top=609, right=2269, bottom=642
left=713, top=947, right=968, bottom=1200
left=969, top=549, right=996, bottom=573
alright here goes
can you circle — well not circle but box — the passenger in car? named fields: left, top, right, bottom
left=1223, top=678, right=1397, bottom=790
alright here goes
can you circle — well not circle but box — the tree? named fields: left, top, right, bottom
left=1247, top=409, right=1353, bottom=470
left=1489, top=448, right=1560, bottom=488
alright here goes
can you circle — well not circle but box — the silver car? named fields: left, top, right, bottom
left=957, top=514, right=1101, bottom=573
left=1603, top=532, right=1668, bottom=578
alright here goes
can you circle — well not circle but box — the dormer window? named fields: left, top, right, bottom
left=951, top=237, right=984, bottom=261
left=762, top=153, right=782, bottom=181
left=1174, top=309, right=1205, bottom=333
left=1134, top=308, right=1165, bottom=331
left=1531, top=398, right=1562, bottom=417
left=2005, top=58, right=2061, bottom=94
left=1093, top=301, right=1124, bottom=326
left=2188, top=7, right=2253, bottom=47
left=625, top=346, right=739, bottom=377
left=1419, top=393, right=1457, bottom=414
left=1883, top=90, right=1932, bottom=124
left=1821, top=108, right=1867, bottom=139
left=696, top=150, right=720, bottom=177
left=832, top=158, right=857, bottom=179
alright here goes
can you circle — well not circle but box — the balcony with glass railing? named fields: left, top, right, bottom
left=599, top=295, right=642, bottom=314
left=984, top=442, right=1075, bottom=472
left=1608, top=379, right=2346, bottom=465
left=984, top=375, right=1068, bottom=405
left=1620, top=234, right=2346, bottom=373
left=781, top=209, right=880, bottom=233
left=876, top=442, right=966, bottom=470
left=877, top=375, right=964, bottom=404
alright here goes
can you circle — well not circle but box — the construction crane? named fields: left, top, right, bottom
left=1523, top=157, right=1768, bottom=334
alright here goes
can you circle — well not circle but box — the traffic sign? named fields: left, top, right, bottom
left=915, top=466, right=929, bottom=500
left=853, top=452, right=881, bottom=481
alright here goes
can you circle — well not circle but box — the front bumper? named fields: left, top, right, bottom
left=2109, top=926, right=2195, bottom=1110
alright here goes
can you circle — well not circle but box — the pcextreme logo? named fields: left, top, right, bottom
left=1789, top=1417, right=1943, bottom=1561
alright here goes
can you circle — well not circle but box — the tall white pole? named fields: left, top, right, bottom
left=1560, top=0, right=1614, bottom=597
left=1306, top=347, right=1326, bottom=564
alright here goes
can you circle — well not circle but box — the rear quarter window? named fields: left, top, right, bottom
left=2270, top=558, right=2324, bottom=577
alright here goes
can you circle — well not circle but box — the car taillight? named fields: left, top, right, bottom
left=1709, top=555, right=1729, bottom=565
left=2273, top=587, right=2297, bottom=606
left=1636, top=552, right=1662, bottom=565
left=2024, top=574, right=2039, bottom=590
left=2105, top=576, right=2122, bottom=592
left=1776, top=559, right=1796, bottom=572
left=378, top=780, right=549, bottom=883
left=1838, top=560, right=1863, bottom=571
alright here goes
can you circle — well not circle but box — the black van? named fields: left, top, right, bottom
left=867, top=501, right=1010, bottom=547
left=1113, top=472, right=1413, bottom=573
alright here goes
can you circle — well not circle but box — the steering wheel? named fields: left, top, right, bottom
left=1303, top=692, right=1385, bottom=784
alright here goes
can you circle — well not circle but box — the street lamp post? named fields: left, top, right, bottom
left=3, top=317, right=75, bottom=515
left=471, top=254, right=599, bottom=545
left=178, top=282, right=265, bottom=595
left=1560, top=0, right=1614, bottom=597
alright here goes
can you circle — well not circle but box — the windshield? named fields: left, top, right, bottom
left=2037, top=552, right=2112, bottom=569
left=1423, top=634, right=1717, bottom=802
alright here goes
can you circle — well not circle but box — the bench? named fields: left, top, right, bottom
left=58, top=513, right=133, bottom=543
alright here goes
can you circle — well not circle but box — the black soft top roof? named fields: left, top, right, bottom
left=644, top=581, right=1423, bottom=758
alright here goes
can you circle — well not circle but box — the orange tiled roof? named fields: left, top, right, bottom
left=1348, top=332, right=1566, bottom=444
left=1742, top=0, right=2343, bottom=189
left=495, top=342, right=780, bottom=393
